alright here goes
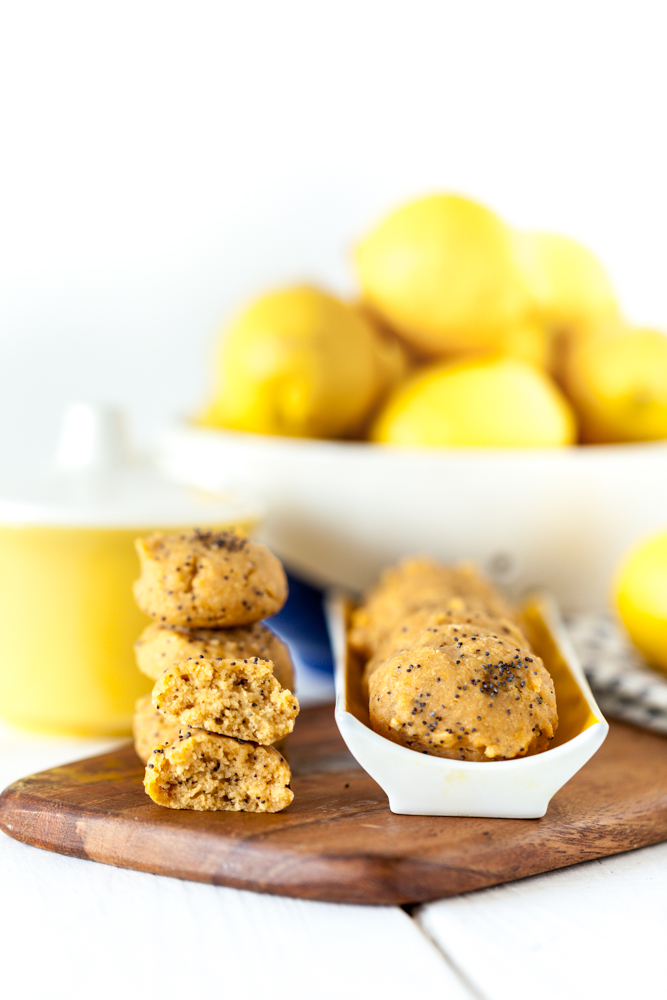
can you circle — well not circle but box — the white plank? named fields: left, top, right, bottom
left=0, top=727, right=473, bottom=1000
left=0, top=833, right=474, bottom=1000
left=416, top=842, right=667, bottom=1000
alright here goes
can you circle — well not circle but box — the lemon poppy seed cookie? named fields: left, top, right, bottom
left=135, top=620, right=295, bottom=691
left=133, top=689, right=290, bottom=763
left=144, top=729, right=293, bottom=812
left=361, top=606, right=529, bottom=699
left=132, top=692, right=181, bottom=764
left=349, top=557, right=517, bottom=658
left=152, top=656, right=299, bottom=744
left=368, top=621, right=557, bottom=761
left=133, top=529, right=287, bottom=628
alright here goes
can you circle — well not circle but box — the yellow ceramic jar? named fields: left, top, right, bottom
left=0, top=405, right=256, bottom=736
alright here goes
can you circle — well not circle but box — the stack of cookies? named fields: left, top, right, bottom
left=350, top=558, right=558, bottom=762
left=131, top=529, right=298, bottom=813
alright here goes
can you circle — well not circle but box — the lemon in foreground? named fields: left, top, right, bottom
left=615, top=531, right=667, bottom=674
left=515, top=230, right=619, bottom=331
left=563, top=328, right=667, bottom=443
left=200, top=285, right=384, bottom=439
left=354, top=194, right=533, bottom=356
left=371, top=356, right=577, bottom=447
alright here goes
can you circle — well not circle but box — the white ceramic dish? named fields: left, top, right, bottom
left=325, top=589, right=608, bottom=818
left=159, top=424, right=667, bottom=611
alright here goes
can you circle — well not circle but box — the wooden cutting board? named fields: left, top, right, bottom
left=1, top=703, right=666, bottom=905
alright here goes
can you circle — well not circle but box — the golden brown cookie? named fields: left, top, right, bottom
left=361, top=606, right=529, bottom=699
left=132, top=693, right=181, bottom=763
left=134, top=620, right=295, bottom=691
left=349, top=557, right=516, bottom=657
left=132, top=691, right=290, bottom=762
left=132, top=695, right=172, bottom=764
left=133, top=529, right=287, bottom=628
left=368, top=620, right=557, bottom=761
left=144, top=729, right=293, bottom=812
left=152, top=656, right=299, bottom=744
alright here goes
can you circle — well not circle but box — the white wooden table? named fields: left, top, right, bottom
left=1, top=665, right=665, bottom=1000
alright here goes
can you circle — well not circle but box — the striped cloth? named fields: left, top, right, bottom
left=564, top=611, right=667, bottom=736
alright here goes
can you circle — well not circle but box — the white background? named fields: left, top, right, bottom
left=1, top=0, right=667, bottom=469
left=2, top=11, right=667, bottom=991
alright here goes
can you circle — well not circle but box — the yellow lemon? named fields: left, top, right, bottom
left=371, top=355, right=577, bottom=447
left=515, top=231, right=621, bottom=384
left=563, top=328, right=667, bottom=443
left=354, top=194, right=533, bottom=357
left=515, top=230, right=619, bottom=331
left=495, top=318, right=551, bottom=369
left=200, top=285, right=383, bottom=439
left=615, top=531, right=667, bottom=673
left=354, top=304, right=415, bottom=392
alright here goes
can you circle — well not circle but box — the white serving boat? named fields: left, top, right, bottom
left=326, top=590, right=608, bottom=819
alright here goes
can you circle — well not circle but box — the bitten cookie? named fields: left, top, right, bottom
left=152, top=656, right=300, bottom=744
left=144, top=729, right=293, bottom=812
left=135, top=620, right=295, bottom=691
left=133, top=529, right=288, bottom=627
left=368, top=618, right=557, bottom=761
left=132, top=692, right=180, bottom=764
left=349, top=557, right=517, bottom=658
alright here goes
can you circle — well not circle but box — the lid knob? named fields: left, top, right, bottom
left=55, top=403, right=131, bottom=471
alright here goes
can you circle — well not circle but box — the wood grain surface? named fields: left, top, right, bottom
left=1, top=703, right=666, bottom=905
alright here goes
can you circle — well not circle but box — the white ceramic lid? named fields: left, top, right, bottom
left=0, top=403, right=260, bottom=528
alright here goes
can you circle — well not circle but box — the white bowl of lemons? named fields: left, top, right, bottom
left=159, top=194, right=667, bottom=611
